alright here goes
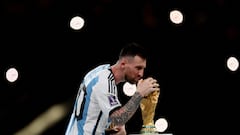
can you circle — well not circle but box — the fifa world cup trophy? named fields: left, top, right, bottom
left=140, top=89, right=160, bottom=134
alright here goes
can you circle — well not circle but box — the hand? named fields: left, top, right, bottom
left=137, top=77, right=160, bottom=97
left=110, top=125, right=126, bottom=135
left=105, top=124, right=126, bottom=135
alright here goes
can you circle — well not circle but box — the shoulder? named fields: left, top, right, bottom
left=84, top=64, right=111, bottom=85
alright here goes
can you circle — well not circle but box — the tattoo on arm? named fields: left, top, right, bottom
left=110, top=92, right=143, bottom=125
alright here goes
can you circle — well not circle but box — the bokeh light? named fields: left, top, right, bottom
left=70, top=16, right=85, bottom=30
left=6, top=67, right=19, bottom=82
left=123, top=82, right=136, bottom=96
left=227, top=56, right=239, bottom=71
left=155, top=118, right=168, bottom=133
left=169, top=10, right=183, bottom=24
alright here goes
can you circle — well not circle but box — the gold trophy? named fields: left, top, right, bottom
left=140, top=89, right=160, bottom=134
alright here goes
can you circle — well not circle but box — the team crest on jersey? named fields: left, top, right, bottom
left=108, top=95, right=118, bottom=106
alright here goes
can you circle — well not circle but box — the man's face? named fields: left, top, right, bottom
left=124, top=55, right=146, bottom=84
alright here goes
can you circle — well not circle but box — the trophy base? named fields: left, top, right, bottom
left=128, top=133, right=173, bottom=135
left=136, top=125, right=173, bottom=135
left=140, top=125, right=158, bottom=134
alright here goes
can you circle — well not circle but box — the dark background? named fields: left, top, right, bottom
left=1, top=0, right=239, bottom=134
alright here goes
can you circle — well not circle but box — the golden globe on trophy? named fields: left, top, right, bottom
left=140, top=89, right=160, bottom=134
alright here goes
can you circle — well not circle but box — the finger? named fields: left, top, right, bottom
left=138, top=79, right=143, bottom=84
left=146, top=77, right=155, bottom=83
left=153, top=83, right=159, bottom=88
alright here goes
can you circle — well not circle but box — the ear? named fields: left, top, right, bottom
left=120, top=58, right=127, bottom=67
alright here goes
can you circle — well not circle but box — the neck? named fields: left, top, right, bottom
left=111, top=63, right=124, bottom=84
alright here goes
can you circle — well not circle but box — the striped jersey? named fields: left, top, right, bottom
left=65, top=64, right=122, bottom=135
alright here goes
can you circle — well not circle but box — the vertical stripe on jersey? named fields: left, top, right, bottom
left=75, top=83, right=86, bottom=120
left=81, top=77, right=98, bottom=134
left=92, top=111, right=103, bottom=135
left=108, top=73, right=116, bottom=94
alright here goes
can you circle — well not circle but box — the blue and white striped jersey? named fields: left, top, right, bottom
left=65, top=64, right=122, bottom=135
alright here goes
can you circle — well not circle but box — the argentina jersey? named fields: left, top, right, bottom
left=65, top=64, right=122, bottom=135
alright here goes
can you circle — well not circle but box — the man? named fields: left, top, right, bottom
left=65, top=42, right=160, bottom=135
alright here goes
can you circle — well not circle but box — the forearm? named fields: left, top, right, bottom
left=110, top=91, right=143, bottom=125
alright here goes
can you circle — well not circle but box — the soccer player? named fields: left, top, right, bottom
left=65, top=42, right=160, bottom=135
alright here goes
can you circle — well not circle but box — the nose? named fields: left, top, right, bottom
left=138, top=70, right=144, bottom=77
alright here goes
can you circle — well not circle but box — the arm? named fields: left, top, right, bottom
left=110, top=77, right=159, bottom=125
left=110, top=91, right=143, bottom=125
left=106, top=77, right=159, bottom=134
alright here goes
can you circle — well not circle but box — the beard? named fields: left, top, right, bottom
left=125, top=75, right=139, bottom=84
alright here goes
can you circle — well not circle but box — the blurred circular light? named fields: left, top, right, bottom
left=6, top=67, right=18, bottom=82
left=70, top=16, right=85, bottom=30
left=155, top=118, right=168, bottom=132
left=227, top=56, right=239, bottom=71
left=123, top=82, right=136, bottom=96
left=170, top=10, right=183, bottom=24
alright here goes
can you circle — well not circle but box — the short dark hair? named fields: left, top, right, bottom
left=119, top=42, right=147, bottom=59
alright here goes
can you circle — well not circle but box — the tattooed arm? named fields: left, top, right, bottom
left=110, top=91, right=143, bottom=126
